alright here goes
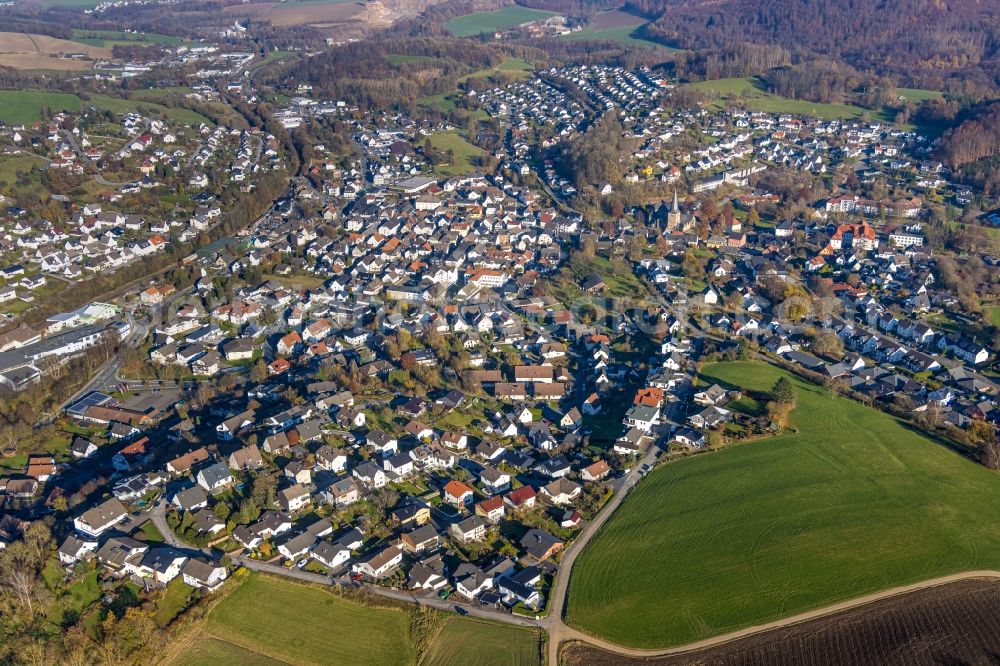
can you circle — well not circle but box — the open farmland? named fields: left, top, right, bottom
left=566, top=361, right=1000, bottom=648
left=589, top=8, right=646, bottom=29
left=0, top=32, right=111, bottom=70
left=563, top=579, right=1000, bottom=666
left=687, top=77, right=890, bottom=121
left=459, top=56, right=534, bottom=83
left=223, top=0, right=368, bottom=27
left=422, top=617, right=542, bottom=666
left=164, top=572, right=541, bottom=665
left=267, top=0, right=365, bottom=27
left=19, top=0, right=103, bottom=8
left=69, top=29, right=196, bottom=48
left=445, top=6, right=556, bottom=37
left=0, top=90, right=210, bottom=126
left=166, top=573, right=413, bottom=666
left=165, top=637, right=282, bottom=666
left=560, top=10, right=670, bottom=49
left=0, top=90, right=83, bottom=124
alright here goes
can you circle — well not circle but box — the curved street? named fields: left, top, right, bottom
left=539, top=443, right=660, bottom=664
left=230, top=555, right=541, bottom=629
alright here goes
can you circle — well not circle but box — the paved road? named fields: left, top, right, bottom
left=94, top=172, right=126, bottom=187
left=232, top=556, right=541, bottom=628
left=540, top=443, right=661, bottom=665
left=149, top=500, right=185, bottom=548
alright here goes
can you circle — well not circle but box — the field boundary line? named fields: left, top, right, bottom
left=560, top=571, right=1000, bottom=658
left=199, top=628, right=304, bottom=666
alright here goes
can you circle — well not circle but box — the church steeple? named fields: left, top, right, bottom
left=667, top=190, right=682, bottom=231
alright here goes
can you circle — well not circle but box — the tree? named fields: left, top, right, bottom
left=810, top=329, right=845, bottom=358
left=249, top=359, right=268, bottom=383
left=214, top=500, right=232, bottom=521
left=771, top=376, right=795, bottom=404
left=777, top=293, right=813, bottom=321
left=968, top=420, right=995, bottom=446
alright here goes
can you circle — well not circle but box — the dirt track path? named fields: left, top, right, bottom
left=550, top=570, right=1000, bottom=662
left=23, top=33, right=41, bottom=54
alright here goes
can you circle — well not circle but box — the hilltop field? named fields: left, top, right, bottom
left=0, top=32, right=111, bottom=70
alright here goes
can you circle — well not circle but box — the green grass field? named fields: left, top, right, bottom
left=89, top=94, right=210, bottom=126
left=425, top=131, right=485, bottom=177
left=70, top=29, right=195, bottom=48
left=385, top=54, right=446, bottom=65
left=35, top=0, right=102, bottom=8
left=168, top=637, right=281, bottom=666
left=687, top=77, right=891, bottom=121
left=984, top=306, right=1000, bottom=327
left=687, top=77, right=762, bottom=96
left=128, top=86, right=195, bottom=103
left=459, top=56, right=534, bottom=84
left=0, top=90, right=83, bottom=124
left=567, top=361, right=1000, bottom=648
left=155, top=578, right=196, bottom=628
left=193, top=573, right=414, bottom=665
left=897, top=87, right=943, bottom=102
left=417, top=92, right=458, bottom=112
left=168, top=573, right=541, bottom=665
left=422, top=617, right=541, bottom=666
left=0, top=155, right=48, bottom=186
left=47, top=569, right=101, bottom=627
left=561, top=24, right=667, bottom=49
left=0, top=90, right=209, bottom=126
left=445, top=6, right=555, bottom=37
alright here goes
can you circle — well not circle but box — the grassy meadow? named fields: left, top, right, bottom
left=166, top=572, right=542, bottom=665
left=566, top=361, right=1000, bottom=648
left=686, top=77, right=890, bottom=121
left=0, top=90, right=210, bottom=126
left=425, top=131, right=486, bottom=177
left=445, top=6, right=555, bottom=37
left=421, top=617, right=542, bottom=666
left=173, top=573, right=414, bottom=665
left=0, top=91, right=83, bottom=124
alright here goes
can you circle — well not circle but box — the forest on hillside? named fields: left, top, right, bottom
left=641, top=0, right=1000, bottom=96
left=515, top=0, right=1000, bottom=97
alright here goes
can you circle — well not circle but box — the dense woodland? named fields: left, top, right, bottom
left=634, top=0, right=1000, bottom=97
left=555, top=111, right=635, bottom=189
left=940, top=102, right=1000, bottom=169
